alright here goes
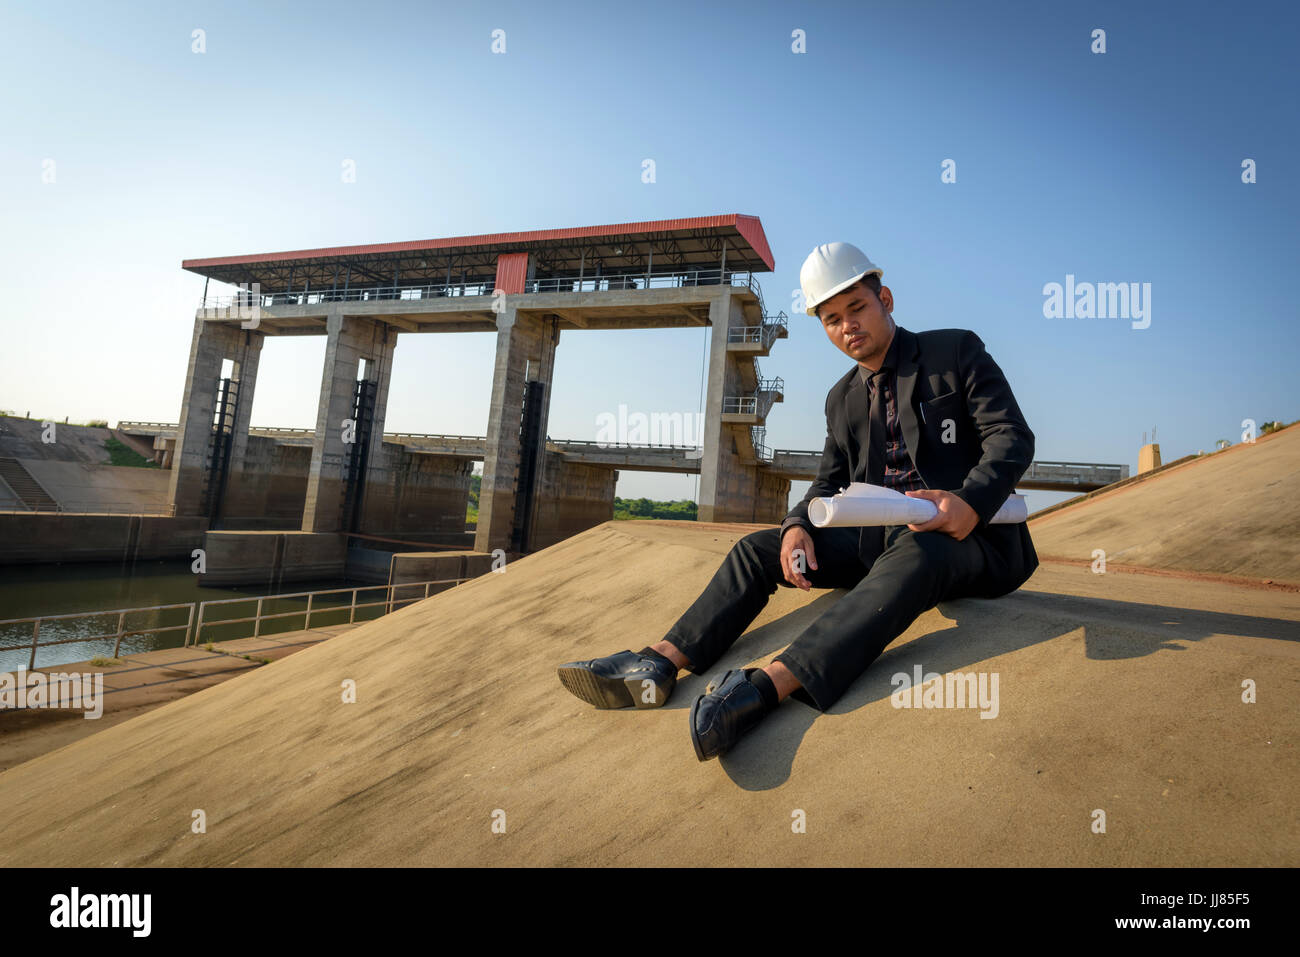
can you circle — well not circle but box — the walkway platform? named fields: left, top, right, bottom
left=0, top=625, right=355, bottom=772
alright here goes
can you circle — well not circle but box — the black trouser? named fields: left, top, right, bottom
left=662, top=524, right=1005, bottom=712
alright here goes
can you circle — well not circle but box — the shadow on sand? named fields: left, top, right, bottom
left=678, top=587, right=1300, bottom=790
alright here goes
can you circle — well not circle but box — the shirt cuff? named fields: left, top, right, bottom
left=780, top=517, right=809, bottom=536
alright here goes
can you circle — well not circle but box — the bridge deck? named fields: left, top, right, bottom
left=119, top=422, right=1127, bottom=489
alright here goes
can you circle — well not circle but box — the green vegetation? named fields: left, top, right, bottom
left=467, top=472, right=480, bottom=523
left=104, top=438, right=159, bottom=468
left=89, top=656, right=123, bottom=667
left=85, top=419, right=109, bottom=428
left=1216, top=419, right=1293, bottom=449
left=463, top=471, right=694, bottom=522
left=613, top=497, right=697, bottom=521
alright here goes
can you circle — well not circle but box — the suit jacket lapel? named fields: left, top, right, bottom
left=895, top=326, right=921, bottom=475
left=844, top=371, right=870, bottom=482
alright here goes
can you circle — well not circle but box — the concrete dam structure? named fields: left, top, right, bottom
left=171, top=215, right=793, bottom=572
left=0, top=214, right=1129, bottom=578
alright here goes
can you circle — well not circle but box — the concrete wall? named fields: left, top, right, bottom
left=18, top=460, right=170, bottom=513
left=343, top=547, right=394, bottom=584
left=389, top=550, right=501, bottom=598
left=165, top=430, right=475, bottom=539
left=0, top=418, right=116, bottom=465
left=358, top=446, right=475, bottom=539
left=220, top=437, right=312, bottom=528
left=0, top=514, right=208, bottom=564
left=0, top=419, right=171, bottom=513
left=198, top=530, right=346, bottom=587
left=528, top=456, right=618, bottom=550
left=706, top=429, right=791, bottom=524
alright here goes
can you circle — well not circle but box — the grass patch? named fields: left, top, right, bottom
left=89, top=656, right=124, bottom=667
left=104, top=438, right=159, bottom=468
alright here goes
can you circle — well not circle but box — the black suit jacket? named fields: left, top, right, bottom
left=781, top=324, right=1038, bottom=599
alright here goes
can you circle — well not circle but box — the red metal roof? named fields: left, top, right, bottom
left=182, top=214, right=774, bottom=273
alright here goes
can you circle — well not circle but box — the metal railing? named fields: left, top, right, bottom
left=187, top=579, right=466, bottom=647
left=0, top=578, right=465, bottom=671
left=384, top=432, right=485, bottom=451
left=0, top=501, right=176, bottom=516
left=727, top=311, right=788, bottom=350
left=1025, top=460, right=1128, bottom=472
left=248, top=426, right=314, bottom=437
left=722, top=379, right=784, bottom=418
left=120, top=424, right=487, bottom=447
left=526, top=268, right=763, bottom=298
left=115, top=420, right=176, bottom=431
left=202, top=281, right=500, bottom=310
left=0, top=603, right=196, bottom=670
left=1020, top=461, right=1129, bottom=484
left=550, top=439, right=704, bottom=454
left=200, top=269, right=768, bottom=311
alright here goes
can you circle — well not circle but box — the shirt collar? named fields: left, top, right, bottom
left=858, top=325, right=899, bottom=385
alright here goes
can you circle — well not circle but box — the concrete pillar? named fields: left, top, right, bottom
left=474, top=306, right=556, bottom=554
left=1138, top=443, right=1161, bottom=474
left=301, top=311, right=398, bottom=533
left=751, top=468, right=792, bottom=523
left=522, top=315, right=561, bottom=548
left=697, top=290, right=745, bottom=522
left=168, top=317, right=264, bottom=518
left=153, top=436, right=175, bottom=469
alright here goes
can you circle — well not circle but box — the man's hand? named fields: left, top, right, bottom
left=780, top=525, right=818, bottom=591
left=904, top=489, right=980, bottom=541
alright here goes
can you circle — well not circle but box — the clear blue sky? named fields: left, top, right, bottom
left=1, top=0, right=1296, bottom=514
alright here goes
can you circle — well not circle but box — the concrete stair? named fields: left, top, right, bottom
left=0, top=457, right=59, bottom=510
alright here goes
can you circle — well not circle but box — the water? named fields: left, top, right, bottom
left=0, top=560, right=377, bottom=670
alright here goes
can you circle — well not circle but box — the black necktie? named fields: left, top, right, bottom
left=858, top=369, right=889, bottom=562
left=866, top=370, right=889, bottom=486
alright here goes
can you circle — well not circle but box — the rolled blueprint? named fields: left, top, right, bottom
left=807, top=483, right=1028, bottom=527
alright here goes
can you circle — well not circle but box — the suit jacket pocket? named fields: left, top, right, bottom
left=924, top=389, right=960, bottom=407
left=923, top=389, right=964, bottom=425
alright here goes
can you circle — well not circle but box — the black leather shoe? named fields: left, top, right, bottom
left=557, top=649, right=677, bottom=709
left=690, top=668, right=770, bottom=761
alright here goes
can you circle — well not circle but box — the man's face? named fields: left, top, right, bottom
left=817, top=281, right=896, bottom=367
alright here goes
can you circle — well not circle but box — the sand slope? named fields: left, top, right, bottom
left=1030, top=426, right=1300, bottom=584
left=0, top=507, right=1296, bottom=866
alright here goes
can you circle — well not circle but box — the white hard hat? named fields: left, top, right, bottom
left=799, top=242, right=882, bottom=316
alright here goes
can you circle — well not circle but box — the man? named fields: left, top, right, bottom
left=557, top=242, right=1039, bottom=761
